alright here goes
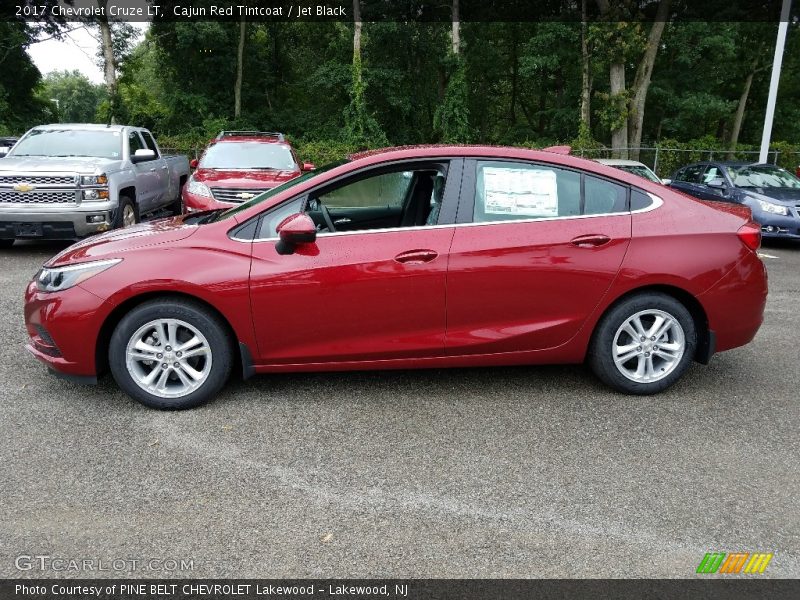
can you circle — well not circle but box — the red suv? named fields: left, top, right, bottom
left=182, top=131, right=314, bottom=212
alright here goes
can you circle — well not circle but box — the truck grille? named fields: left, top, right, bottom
left=0, top=175, right=76, bottom=186
left=210, top=187, right=270, bottom=203
left=0, top=190, right=76, bottom=204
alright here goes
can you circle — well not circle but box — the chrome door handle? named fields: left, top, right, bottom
left=334, top=218, right=351, bottom=224
left=570, top=234, right=611, bottom=248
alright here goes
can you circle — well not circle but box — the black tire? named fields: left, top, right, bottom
left=588, top=292, right=696, bottom=395
left=108, top=299, right=233, bottom=409
left=113, top=195, right=138, bottom=229
left=0, top=239, right=13, bottom=249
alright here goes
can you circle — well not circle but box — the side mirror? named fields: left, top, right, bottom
left=275, top=213, right=316, bottom=255
left=302, top=162, right=316, bottom=172
left=661, top=178, right=671, bottom=185
left=190, top=158, right=198, bottom=169
left=131, top=148, right=156, bottom=163
left=0, top=148, right=8, bottom=159
left=707, top=177, right=727, bottom=189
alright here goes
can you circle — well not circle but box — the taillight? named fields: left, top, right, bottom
left=737, top=221, right=761, bottom=252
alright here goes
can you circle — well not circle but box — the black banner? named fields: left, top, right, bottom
left=2, top=579, right=800, bottom=600
left=2, top=0, right=799, bottom=23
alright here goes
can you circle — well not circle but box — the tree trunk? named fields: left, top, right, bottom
left=451, top=0, right=460, bottom=55
left=234, top=20, right=246, bottom=119
left=628, top=0, right=671, bottom=160
left=728, top=67, right=755, bottom=157
left=509, top=26, right=519, bottom=125
left=96, top=0, right=117, bottom=124
left=609, top=62, right=628, bottom=159
left=353, top=0, right=362, bottom=76
left=580, top=0, right=591, bottom=129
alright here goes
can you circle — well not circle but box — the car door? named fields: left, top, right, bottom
left=444, top=159, right=632, bottom=355
left=698, top=164, right=734, bottom=202
left=128, top=130, right=160, bottom=212
left=669, top=163, right=708, bottom=199
left=140, top=130, right=171, bottom=207
left=247, top=159, right=462, bottom=364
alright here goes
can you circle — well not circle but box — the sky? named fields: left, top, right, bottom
left=28, top=23, right=148, bottom=84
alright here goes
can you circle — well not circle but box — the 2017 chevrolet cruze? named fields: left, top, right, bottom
left=24, top=146, right=768, bottom=409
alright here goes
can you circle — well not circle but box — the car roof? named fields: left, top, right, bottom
left=34, top=123, right=134, bottom=132
left=596, top=159, right=650, bottom=167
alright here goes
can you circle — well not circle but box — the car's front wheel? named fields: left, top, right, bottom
left=108, top=299, right=233, bottom=409
left=588, top=292, right=696, bottom=395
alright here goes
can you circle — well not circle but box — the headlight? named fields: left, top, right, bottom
left=82, top=189, right=109, bottom=201
left=756, top=199, right=788, bottom=216
left=81, top=174, right=108, bottom=185
left=36, top=258, right=122, bottom=293
left=187, top=179, right=212, bottom=198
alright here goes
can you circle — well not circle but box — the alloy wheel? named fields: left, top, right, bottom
left=612, top=309, right=686, bottom=383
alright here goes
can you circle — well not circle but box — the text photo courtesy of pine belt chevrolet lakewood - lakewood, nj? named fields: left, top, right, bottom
left=1, top=0, right=799, bottom=597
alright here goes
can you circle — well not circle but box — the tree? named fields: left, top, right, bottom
left=234, top=20, right=246, bottom=119
left=343, top=0, right=387, bottom=147
left=434, top=0, right=471, bottom=143
left=40, top=70, right=106, bottom=123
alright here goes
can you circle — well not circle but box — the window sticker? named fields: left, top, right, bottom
left=482, top=167, right=558, bottom=217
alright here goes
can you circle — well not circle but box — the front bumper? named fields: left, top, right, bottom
left=0, top=202, right=116, bottom=239
left=752, top=211, right=800, bottom=239
left=182, top=190, right=236, bottom=213
left=24, top=279, right=112, bottom=378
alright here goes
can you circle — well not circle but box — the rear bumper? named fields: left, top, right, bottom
left=0, top=203, right=116, bottom=239
left=698, top=252, right=768, bottom=353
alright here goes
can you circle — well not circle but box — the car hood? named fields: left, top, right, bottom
left=46, top=217, right=199, bottom=267
left=741, top=187, right=800, bottom=204
left=192, top=167, right=298, bottom=188
left=0, top=155, right=120, bottom=173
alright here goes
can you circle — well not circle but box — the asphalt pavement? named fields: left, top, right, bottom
left=0, top=239, right=798, bottom=578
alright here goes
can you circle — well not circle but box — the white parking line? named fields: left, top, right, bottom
left=758, top=252, right=779, bottom=259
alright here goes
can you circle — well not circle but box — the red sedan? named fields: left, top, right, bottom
left=24, top=146, right=767, bottom=409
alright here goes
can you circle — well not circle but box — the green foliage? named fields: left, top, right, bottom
left=0, top=21, right=50, bottom=134
left=343, top=53, right=388, bottom=148
left=38, top=70, right=106, bottom=124
left=433, top=56, right=471, bottom=143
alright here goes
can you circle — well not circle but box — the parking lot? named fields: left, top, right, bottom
left=0, top=239, right=798, bottom=579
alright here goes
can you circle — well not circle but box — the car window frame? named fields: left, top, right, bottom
left=231, top=157, right=465, bottom=242
left=457, top=158, right=633, bottom=225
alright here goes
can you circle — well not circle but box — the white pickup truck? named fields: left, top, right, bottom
left=0, top=123, right=190, bottom=247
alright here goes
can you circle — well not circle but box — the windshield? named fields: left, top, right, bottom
left=212, top=159, right=348, bottom=222
left=727, top=165, right=800, bottom=189
left=10, top=128, right=122, bottom=159
left=200, top=142, right=297, bottom=170
left=619, top=164, right=661, bottom=183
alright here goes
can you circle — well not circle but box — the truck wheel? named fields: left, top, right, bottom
left=0, top=240, right=13, bottom=249
left=114, top=195, right=138, bottom=229
left=108, top=299, right=233, bottom=409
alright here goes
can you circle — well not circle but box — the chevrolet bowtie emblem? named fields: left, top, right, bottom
left=235, top=192, right=255, bottom=199
left=13, top=183, right=35, bottom=193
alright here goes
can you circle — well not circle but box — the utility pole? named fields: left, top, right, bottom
left=759, top=0, right=792, bottom=164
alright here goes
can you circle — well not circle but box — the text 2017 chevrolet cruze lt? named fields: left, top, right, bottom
left=24, top=146, right=767, bottom=409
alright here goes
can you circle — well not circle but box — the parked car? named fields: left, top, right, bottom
left=0, top=136, right=18, bottom=158
left=596, top=158, right=667, bottom=184
left=25, top=145, right=767, bottom=409
left=0, top=124, right=190, bottom=247
left=182, top=131, right=314, bottom=212
left=669, top=161, right=800, bottom=240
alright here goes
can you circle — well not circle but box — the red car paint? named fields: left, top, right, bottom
left=182, top=133, right=306, bottom=212
left=25, top=145, right=767, bottom=383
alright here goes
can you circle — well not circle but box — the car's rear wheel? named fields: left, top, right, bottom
left=108, top=299, right=233, bottom=409
left=588, top=292, right=696, bottom=395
